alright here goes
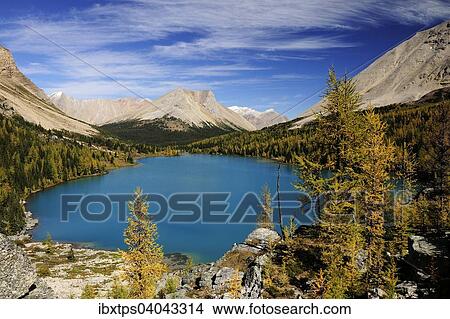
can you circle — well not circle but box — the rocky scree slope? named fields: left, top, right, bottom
left=297, top=20, right=450, bottom=125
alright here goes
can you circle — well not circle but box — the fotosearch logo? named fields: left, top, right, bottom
left=60, top=191, right=314, bottom=224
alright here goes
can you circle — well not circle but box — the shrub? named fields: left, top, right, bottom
left=108, top=279, right=129, bottom=299
left=36, top=264, right=51, bottom=277
left=81, top=284, right=97, bottom=299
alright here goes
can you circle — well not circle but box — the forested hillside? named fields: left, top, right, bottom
left=101, top=117, right=234, bottom=146
left=187, top=97, right=450, bottom=188
left=0, top=114, right=164, bottom=235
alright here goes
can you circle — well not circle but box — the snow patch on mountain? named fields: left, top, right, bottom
left=229, top=106, right=288, bottom=129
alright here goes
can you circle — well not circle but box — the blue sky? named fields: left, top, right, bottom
left=0, top=0, right=449, bottom=118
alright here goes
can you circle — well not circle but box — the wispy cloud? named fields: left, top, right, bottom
left=19, top=62, right=53, bottom=75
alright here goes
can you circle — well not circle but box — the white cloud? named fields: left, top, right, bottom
left=19, top=62, right=53, bottom=75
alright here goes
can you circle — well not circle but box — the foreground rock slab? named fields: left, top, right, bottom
left=0, top=234, right=54, bottom=298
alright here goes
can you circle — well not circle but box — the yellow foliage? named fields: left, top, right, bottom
left=121, top=187, right=167, bottom=299
left=81, top=284, right=97, bottom=299
left=228, top=270, right=242, bottom=299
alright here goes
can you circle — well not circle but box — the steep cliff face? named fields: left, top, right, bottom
left=0, top=48, right=48, bottom=100
left=298, top=20, right=450, bottom=122
left=0, top=47, right=97, bottom=135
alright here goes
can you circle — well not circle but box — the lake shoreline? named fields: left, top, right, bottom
left=18, top=153, right=197, bottom=261
left=8, top=159, right=137, bottom=244
left=25, top=153, right=298, bottom=262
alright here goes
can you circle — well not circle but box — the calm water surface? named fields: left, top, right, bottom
left=29, top=155, right=300, bottom=262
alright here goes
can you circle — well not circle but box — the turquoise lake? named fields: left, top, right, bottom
left=28, top=154, right=304, bottom=263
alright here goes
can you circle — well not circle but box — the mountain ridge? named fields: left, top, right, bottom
left=49, top=92, right=152, bottom=125
left=51, top=88, right=256, bottom=131
left=0, top=47, right=97, bottom=135
left=297, top=20, right=450, bottom=123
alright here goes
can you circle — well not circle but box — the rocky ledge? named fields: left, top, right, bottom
left=157, top=227, right=283, bottom=299
left=22, top=242, right=188, bottom=298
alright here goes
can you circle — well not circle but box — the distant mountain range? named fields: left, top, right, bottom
left=0, top=44, right=289, bottom=145
left=297, top=20, right=450, bottom=125
left=49, top=90, right=289, bottom=131
left=0, top=47, right=96, bottom=135
left=228, top=106, right=288, bottom=129
left=50, top=88, right=257, bottom=131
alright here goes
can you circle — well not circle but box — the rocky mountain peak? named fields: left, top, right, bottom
left=229, top=105, right=288, bottom=129
left=0, top=47, right=19, bottom=78
left=50, top=88, right=255, bottom=130
left=49, top=91, right=65, bottom=99
left=147, top=88, right=255, bottom=130
left=167, top=88, right=216, bottom=104
left=190, top=90, right=218, bottom=109
left=0, top=46, right=97, bottom=135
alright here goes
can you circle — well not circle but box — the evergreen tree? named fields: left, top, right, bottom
left=257, top=185, right=274, bottom=229
left=310, top=268, right=327, bottom=298
left=81, top=284, right=98, bottom=299
left=122, top=187, right=167, bottom=298
left=108, top=279, right=130, bottom=299
left=421, top=103, right=449, bottom=231
left=392, top=145, right=417, bottom=255
left=356, top=109, right=395, bottom=292
left=296, top=69, right=365, bottom=298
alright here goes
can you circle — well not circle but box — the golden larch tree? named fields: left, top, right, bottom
left=356, top=110, right=395, bottom=293
left=296, top=69, right=365, bottom=298
left=122, top=187, right=167, bottom=298
left=257, top=185, right=274, bottom=229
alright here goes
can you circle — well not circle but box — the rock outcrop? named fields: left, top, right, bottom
left=243, top=227, right=281, bottom=250
left=163, top=228, right=280, bottom=299
left=241, top=255, right=267, bottom=298
left=397, top=233, right=450, bottom=298
left=0, top=234, right=54, bottom=298
left=396, top=281, right=419, bottom=299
